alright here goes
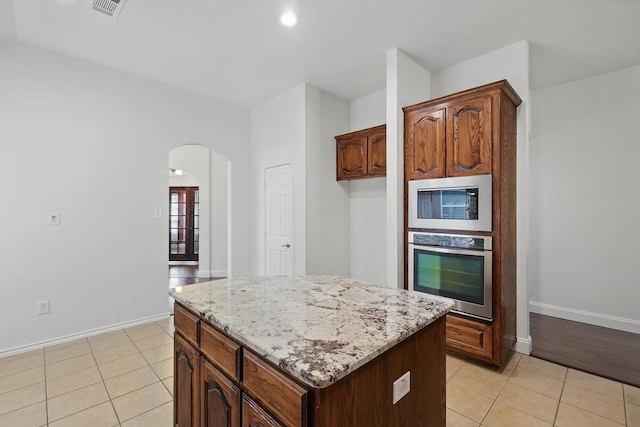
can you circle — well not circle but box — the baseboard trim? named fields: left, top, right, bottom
left=515, top=335, right=532, bottom=355
left=529, top=301, right=640, bottom=334
left=0, top=313, right=171, bottom=358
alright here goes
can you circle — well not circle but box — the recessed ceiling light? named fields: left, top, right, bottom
left=280, top=12, right=299, bottom=26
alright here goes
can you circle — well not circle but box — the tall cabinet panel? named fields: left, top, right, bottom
left=403, top=80, right=521, bottom=366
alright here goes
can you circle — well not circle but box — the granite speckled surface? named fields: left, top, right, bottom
left=169, top=275, right=453, bottom=388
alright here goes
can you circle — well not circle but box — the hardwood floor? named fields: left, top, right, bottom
left=168, top=262, right=222, bottom=287
left=530, top=312, right=640, bottom=388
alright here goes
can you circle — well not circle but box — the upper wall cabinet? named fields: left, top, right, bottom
left=404, top=107, right=446, bottom=179
left=403, top=81, right=521, bottom=179
left=335, top=124, right=386, bottom=181
left=446, top=95, right=493, bottom=177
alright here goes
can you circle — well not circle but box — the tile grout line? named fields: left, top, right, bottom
left=562, top=371, right=630, bottom=426
left=478, top=356, right=520, bottom=427
left=622, top=385, right=628, bottom=427
left=45, top=342, right=98, bottom=425
left=88, top=333, right=124, bottom=427
left=112, top=323, right=173, bottom=425
left=551, top=364, right=568, bottom=427
left=0, top=322, right=171, bottom=425
left=43, top=349, right=49, bottom=427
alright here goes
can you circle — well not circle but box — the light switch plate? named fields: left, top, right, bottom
left=154, top=208, right=162, bottom=219
left=37, top=300, right=50, bottom=315
left=392, top=371, right=410, bottom=404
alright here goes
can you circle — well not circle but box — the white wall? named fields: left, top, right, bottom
left=529, top=64, right=640, bottom=333
left=250, top=84, right=351, bottom=276
left=209, top=150, right=229, bottom=277
left=304, top=86, right=351, bottom=275
left=386, top=49, right=431, bottom=287
left=250, top=85, right=306, bottom=275
left=169, top=174, right=199, bottom=187
left=0, top=42, right=251, bottom=354
left=430, top=41, right=531, bottom=353
left=348, top=90, right=387, bottom=284
left=350, top=90, right=386, bottom=131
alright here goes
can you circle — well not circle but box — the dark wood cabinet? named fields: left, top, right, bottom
left=336, top=124, right=386, bottom=180
left=174, top=301, right=446, bottom=426
left=174, top=333, right=200, bottom=427
left=403, top=80, right=521, bottom=366
left=336, top=134, right=366, bottom=179
left=405, top=107, right=445, bottom=179
left=405, top=93, right=494, bottom=179
left=174, top=303, right=300, bottom=427
left=446, top=95, right=493, bottom=177
left=242, top=394, right=283, bottom=427
left=242, top=351, right=308, bottom=427
left=367, top=126, right=386, bottom=176
left=201, top=358, right=241, bottom=427
left=445, top=314, right=493, bottom=360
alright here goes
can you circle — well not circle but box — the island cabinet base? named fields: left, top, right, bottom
left=173, top=302, right=446, bottom=427
left=309, top=315, right=446, bottom=427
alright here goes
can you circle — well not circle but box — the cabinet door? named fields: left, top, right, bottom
left=201, top=358, right=241, bottom=427
left=242, top=394, right=283, bottom=427
left=367, top=129, right=386, bottom=177
left=405, top=107, right=446, bottom=179
left=336, top=136, right=367, bottom=180
left=446, top=95, right=492, bottom=176
left=175, top=333, right=200, bottom=427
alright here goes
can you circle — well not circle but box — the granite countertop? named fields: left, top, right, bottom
left=169, top=275, right=453, bottom=388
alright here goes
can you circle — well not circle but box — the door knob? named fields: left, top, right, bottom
left=281, top=243, right=291, bottom=248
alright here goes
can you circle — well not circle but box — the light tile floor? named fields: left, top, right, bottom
left=1, top=317, right=639, bottom=426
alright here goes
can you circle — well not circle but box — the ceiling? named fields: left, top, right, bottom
left=2, top=0, right=639, bottom=108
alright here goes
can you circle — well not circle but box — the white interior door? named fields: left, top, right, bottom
left=265, top=163, right=293, bottom=276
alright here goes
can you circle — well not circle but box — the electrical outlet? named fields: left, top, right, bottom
left=392, top=371, right=410, bottom=404
left=49, top=213, right=60, bottom=225
left=37, top=300, right=50, bottom=315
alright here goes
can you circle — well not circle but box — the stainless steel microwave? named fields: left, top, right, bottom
left=408, top=174, right=492, bottom=232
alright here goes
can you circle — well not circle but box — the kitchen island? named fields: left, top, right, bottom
left=169, top=275, right=453, bottom=427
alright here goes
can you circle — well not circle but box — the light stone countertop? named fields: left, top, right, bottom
left=169, top=275, right=453, bottom=388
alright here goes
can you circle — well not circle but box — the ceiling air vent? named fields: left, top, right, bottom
left=90, top=0, right=127, bottom=19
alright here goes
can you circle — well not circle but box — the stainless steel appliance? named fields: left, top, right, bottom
left=408, top=174, right=492, bottom=232
left=408, top=231, right=492, bottom=320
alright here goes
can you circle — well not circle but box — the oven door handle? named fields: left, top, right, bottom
left=408, top=243, right=490, bottom=256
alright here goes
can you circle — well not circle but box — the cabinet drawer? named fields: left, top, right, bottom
left=201, top=321, right=242, bottom=381
left=446, top=314, right=493, bottom=360
left=242, top=393, right=283, bottom=427
left=243, top=351, right=308, bottom=427
left=174, top=303, right=199, bottom=347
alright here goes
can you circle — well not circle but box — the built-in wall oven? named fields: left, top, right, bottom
left=408, top=231, right=492, bottom=321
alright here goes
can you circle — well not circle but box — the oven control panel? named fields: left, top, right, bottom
left=410, top=232, right=491, bottom=251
